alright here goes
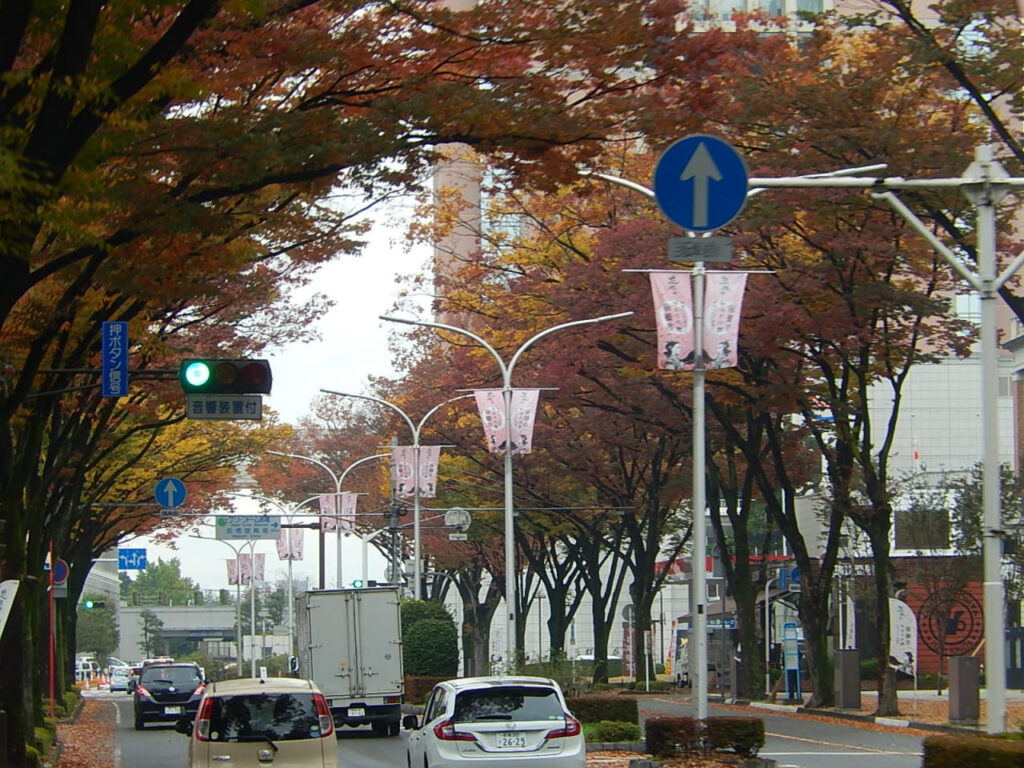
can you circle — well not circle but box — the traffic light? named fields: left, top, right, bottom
left=351, top=579, right=364, bottom=589
left=179, top=359, right=272, bottom=394
left=82, top=600, right=106, bottom=609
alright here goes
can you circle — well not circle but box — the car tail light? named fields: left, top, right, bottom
left=384, top=695, right=401, bottom=704
left=195, top=698, right=214, bottom=742
left=433, top=718, right=475, bottom=742
left=135, top=685, right=152, bottom=699
left=545, top=715, right=581, bottom=739
left=192, top=683, right=205, bottom=698
left=313, top=693, right=334, bottom=737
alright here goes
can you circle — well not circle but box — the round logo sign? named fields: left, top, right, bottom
left=917, top=588, right=984, bottom=657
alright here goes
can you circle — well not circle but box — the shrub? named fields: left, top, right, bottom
left=24, top=745, right=42, bottom=768
left=923, top=734, right=1024, bottom=767
left=404, top=676, right=449, bottom=704
left=566, top=696, right=638, bottom=724
left=403, top=617, right=458, bottom=676
left=704, top=716, right=764, bottom=757
left=644, top=716, right=700, bottom=758
left=596, top=720, right=641, bottom=742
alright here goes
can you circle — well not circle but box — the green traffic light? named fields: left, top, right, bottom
left=84, top=600, right=94, bottom=609
left=351, top=579, right=364, bottom=589
left=183, top=361, right=212, bottom=388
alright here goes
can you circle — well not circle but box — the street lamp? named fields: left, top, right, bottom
left=267, top=451, right=390, bottom=589
left=381, top=311, right=633, bottom=670
left=189, top=534, right=257, bottom=676
left=220, top=491, right=321, bottom=660
left=317, top=392, right=474, bottom=600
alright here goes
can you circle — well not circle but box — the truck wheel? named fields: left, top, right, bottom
left=371, top=721, right=387, bottom=736
left=388, top=721, right=400, bottom=736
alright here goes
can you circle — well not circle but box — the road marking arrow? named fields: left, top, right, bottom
left=680, top=141, right=721, bottom=229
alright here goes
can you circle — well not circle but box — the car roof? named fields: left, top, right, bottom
left=205, top=677, right=320, bottom=696
left=439, top=675, right=562, bottom=693
left=140, top=663, right=200, bottom=672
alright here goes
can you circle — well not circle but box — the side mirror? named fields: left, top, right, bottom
left=402, top=714, right=419, bottom=730
left=175, top=718, right=194, bottom=735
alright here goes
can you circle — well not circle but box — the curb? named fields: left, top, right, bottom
left=745, top=702, right=986, bottom=735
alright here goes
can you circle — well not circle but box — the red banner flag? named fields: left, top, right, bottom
left=475, top=390, right=507, bottom=453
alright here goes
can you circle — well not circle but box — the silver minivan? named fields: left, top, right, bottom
left=177, top=676, right=338, bottom=768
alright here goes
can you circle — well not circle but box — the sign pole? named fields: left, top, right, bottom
left=692, top=261, right=708, bottom=719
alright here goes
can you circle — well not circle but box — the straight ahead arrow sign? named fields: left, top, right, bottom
left=653, top=134, right=748, bottom=233
left=681, top=141, right=722, bottom=229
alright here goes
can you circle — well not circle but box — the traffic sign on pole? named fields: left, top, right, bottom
left=653, top=134, right=748, bottom=232
left=101, top=321, right=130, bottom=398
left=154, top=477, right=187, bottom=508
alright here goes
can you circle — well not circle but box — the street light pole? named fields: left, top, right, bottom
left=381, top=311, right=633, bottom=670
left=318, top=392, right=473, bottom=600
left=267, top=451, right=389, bottom=589
left=189, top=534, right=256, bottom=675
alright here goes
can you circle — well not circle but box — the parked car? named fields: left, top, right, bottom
left=109, top=667, right=131, bottom=693
left=403, top=676, right=584, bottom=768
left=133, top=662, right=205, bottom=730
left=175, top=676, right=337, bottom=768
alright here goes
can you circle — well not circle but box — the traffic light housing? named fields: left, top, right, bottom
left=179, top=359, right=273, bottom=394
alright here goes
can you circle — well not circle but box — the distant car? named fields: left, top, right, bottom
left=110, top=667, right=131, bottom=692
left=126, top=665, right=143, bottom=693
left=133, top=663, right=205, bottom=730
left=175, top=676, right=338, bottom=768
left=403, top=676, right=585, bottom=768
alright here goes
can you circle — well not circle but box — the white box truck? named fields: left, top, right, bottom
left=294, top=586, right=404, bottom=736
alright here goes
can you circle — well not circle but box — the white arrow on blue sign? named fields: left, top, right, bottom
left=117, top=548, right=148, bottom=570
left=154, top=477, right=187, bottom=508
left=653, top=134, right=748, bottom=232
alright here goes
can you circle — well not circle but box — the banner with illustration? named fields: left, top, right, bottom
left=339, top=491, right=357, bottom=534
left=889, top=598, right=918, bottom=678
left=474, top=389, right=540, bottom=454
left=650, top=271, right=746, bottom=370
left=650, top=271, right=695, bottom=370
left=418, top=445, right=441, bottom=497
left=276, top=528, right=303, bottom=561
left=319, top=493, right=338, bottom=533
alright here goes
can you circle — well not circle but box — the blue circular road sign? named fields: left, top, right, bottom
left=154, top=476, right=187, bottom=508
left=653, top=134, right=749, bottom=232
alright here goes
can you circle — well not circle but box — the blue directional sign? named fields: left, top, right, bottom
left=653, top=134, right=748, bottom=232
left=101, top=321, right=130, bottom=398
left=117, top=548, right=148, bottom=570
left=154, top=477, right=187, bottom=508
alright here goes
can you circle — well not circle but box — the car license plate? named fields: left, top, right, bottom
left=348, top=707, right=364, bottom=717
left=496, top=732, right=526, bottom=749
left=164, top=706, right=182, bottom=715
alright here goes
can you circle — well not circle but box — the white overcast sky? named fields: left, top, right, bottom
left=128, top=206, right=432, bottom=592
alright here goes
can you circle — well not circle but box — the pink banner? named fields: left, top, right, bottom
left=475, top=390, right=540, bottom=454
left=650, top=272, right=695, bottom=370
left=339, top=492, right=356, bottom=534
left=702, top=272, right=746, bottom=369
left=393, top=446, right=415, bottom=497
left=227, top=559, right=238, bottom=586
left=508, top=389, right=539, bottom=454
left=253, top=553, right=265, bottom=582
left=277, top=529, right=303, bottom=561
left=475, top=390, right=507, bottom=453
left=239, top=554, right=252, bottom=585
left=319, top=494, right=338, bottom=533
left=418, top=445, right=441, bottom=497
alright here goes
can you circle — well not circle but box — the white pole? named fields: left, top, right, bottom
left=976, top=146, right=1006, bottom=734
left=249, top=541, right=257, bottom=678
left=380, top=312, right=633, bottom=674
left=692, top=262, right=708, bottom=720
left=764, top=575, right=776, bottom=697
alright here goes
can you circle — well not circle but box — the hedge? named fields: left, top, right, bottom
left=704, top=716, right=764, bottom=757
left=923, top=734, right=1024, bottom=767
left=566, top=696, right=638, bottom=724
left=645, top=716, right=700, bottom=757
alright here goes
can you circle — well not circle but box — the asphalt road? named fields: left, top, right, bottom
left=97, top=689, right=924, bottom=768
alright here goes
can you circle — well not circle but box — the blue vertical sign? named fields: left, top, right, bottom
left=101, top=321, right=129, bottom=398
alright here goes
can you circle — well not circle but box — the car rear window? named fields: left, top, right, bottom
left=453, top=686, right=565, bottom=723
left=206, top=693, right=323, bottom=742
left=140, top=666, right=202, bottom=687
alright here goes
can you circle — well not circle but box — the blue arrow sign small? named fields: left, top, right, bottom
left=154, top=477, right=187, bottom=508
left=653, top=134, right=748, bottom=232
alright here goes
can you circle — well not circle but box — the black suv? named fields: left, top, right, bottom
left=133, top=663, right=205, bottom=730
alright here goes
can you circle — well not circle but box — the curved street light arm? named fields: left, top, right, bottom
left=267, top=451, right=340, bottom=492
left=379, top=315, right=509, bottom=384
left=507, top=312, right=634, bottom=380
